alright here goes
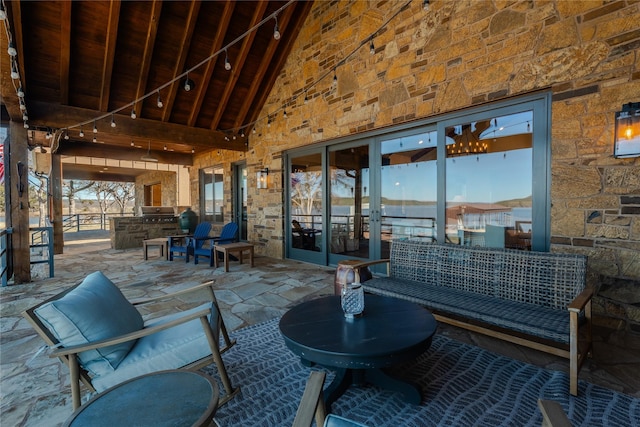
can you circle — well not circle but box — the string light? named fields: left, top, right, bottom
left=93, top=120, right=98, bottom=133
left=273, top=15, right=281, bottom=40
left=423, top=0, right=430, bottom=11
left=0, top=3, right=6, bottom=21
left=370, top=38, right=375, bottom=55
left=17, top=85, right=24, bottom=97
left=333, top=69, right=338, bottom=87
left=10, top=61, right=19, bottom=79
left=224, top=49, right=231, bottom=71
left=79, top=126, right=84, bottom=137
left=156, top=91, right=163, bottom=108
left=130, top=109, right=137, bottom=119
left=7, top=41, right=16, bottom=57
left=110, top=114, right=116, bottom=127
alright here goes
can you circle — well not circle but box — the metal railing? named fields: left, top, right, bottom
left=30, top=226, right=54, bottom=278
left=0, top=228, right=10, bottom=287
left=62, top=213, right=134, bottom=233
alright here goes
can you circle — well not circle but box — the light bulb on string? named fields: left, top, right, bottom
left=156, top=91, right=163, bottom=108
left=10, top=61, right=19, bottom=79
left=17, top=86, right=24, bottom=98
left=0, top=4, right=6, bottom=20
left=333, top=69, right=338, bottom=87
left=273, top=15, right=281, bottom=40
left=131, top=109, right=137, bottom=119
left=224, top=50, right=232, bottom=71
left=79, top=127, right=84, bottom=138
left=93, top=120, right=98, bottom=133
left=22, top=112, right=28, bottom=121
left=64, top=131, right=69, bottom=140
left=370, top=38, right=375, bottom=55
left=110, top=114, right=116, bottom=128
left=283, top=109, right=287, bottom=119
left=7, top=42, right=17, bottom=57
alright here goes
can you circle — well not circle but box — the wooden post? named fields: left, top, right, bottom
left=9, top=121, right=31, bottom=283
left=50, top=154, right=64, bottom=254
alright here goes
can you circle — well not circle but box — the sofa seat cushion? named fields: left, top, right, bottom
left=34, top=271, right=144, bottom=377
left=363, top=278, right=570, bottom=344
left=91, top=303, right=214, bottom=392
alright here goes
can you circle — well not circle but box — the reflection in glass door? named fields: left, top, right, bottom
left=445, top=111, right=533, bottom=250
left=289, top=152, right=324, bottom=262
left=379, top=131, right=438, bottom=259
left=233, top=163, right=247, bottom=241
left=329, top=145, right=370, bottom=261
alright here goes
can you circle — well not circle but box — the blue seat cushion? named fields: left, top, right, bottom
left=34, top=271, right=144, bottom=377
left=325, top=414, right=368, bottom=427
left=91, top=303, right=215, bottom=392
left=363, top=278, right=571, bottom=344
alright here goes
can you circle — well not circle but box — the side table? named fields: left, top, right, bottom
left=64, top=370, right=219, bottom=427
left=142, top=237, right=168, bottom=260
left=213, top=242, right=255, bottom=272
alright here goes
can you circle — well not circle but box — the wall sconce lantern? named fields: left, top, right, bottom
left=257, top=168, right=269, bottom=189
left=614, top=102, right=640, bottom=158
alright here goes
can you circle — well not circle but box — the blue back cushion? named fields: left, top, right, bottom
left=34, top=271, right=144, bottom=377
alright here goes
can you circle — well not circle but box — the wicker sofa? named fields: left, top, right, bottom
left=349, top=239, right=593, bottom=396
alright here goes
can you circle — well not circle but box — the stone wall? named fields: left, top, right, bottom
left=193, top=1, right=640, bottom=330
left=134, top=170, right=178, bottom=213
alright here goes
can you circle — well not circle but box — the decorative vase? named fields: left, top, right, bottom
left=341, top=282, right=364, bottom=319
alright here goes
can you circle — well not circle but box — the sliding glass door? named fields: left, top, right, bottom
left=286, top=93, right=551, bottom=266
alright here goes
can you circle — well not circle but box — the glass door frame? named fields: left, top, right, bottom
left=232, top=161, right=247, bottom=241
left=286, top=148, right=328, bottom=264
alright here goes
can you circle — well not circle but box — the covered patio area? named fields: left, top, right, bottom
left=1, top=232, right=639, bottom=426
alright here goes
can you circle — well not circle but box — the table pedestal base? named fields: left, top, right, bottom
left=323, top=367, right=422, bottom=411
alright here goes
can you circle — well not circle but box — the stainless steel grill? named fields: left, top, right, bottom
left=140, top=206, right=178, bottom=223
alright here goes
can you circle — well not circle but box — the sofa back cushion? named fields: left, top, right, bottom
left=34, top=271, right=144, bottom=377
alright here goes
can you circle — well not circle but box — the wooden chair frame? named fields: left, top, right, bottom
left=23, top=280, right=239, bottom=410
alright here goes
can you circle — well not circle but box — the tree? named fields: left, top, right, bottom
left=91, top=181, right=115, bottom=215
left=107, top=182, right=135, bottom=215
left=63, top=180, right=94, bottom=214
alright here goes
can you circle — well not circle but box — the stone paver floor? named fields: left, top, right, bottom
left=1, top=231, right=639, bottom=426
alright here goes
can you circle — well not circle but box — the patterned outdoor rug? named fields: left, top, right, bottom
left=205, top=318, right=639, bottom=426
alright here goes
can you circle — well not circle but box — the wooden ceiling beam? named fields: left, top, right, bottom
left=188, top=1, right=235, bottom=127
left=61, top=168, right=138, bottom=183
left=209, top=2, right=268, bottom=131
left=59, top=1, right=72, bottom=105
left=241, top=2, right=314, bottom=130
left=133, top=0, right=162, bottom=118
left=99, top=1, right=121, bottom=112
left=28, top=101, right=244, bottom=152
left=161, top=0, right=200, bottom=122
left=56, top=142, right=192, bottom=166
left=0, top=2, right=24, bottom=122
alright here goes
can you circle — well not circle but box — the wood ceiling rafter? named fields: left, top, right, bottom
left=233, top=2, right=312, bottom=131
left=59, top=1, right=71, bottom=105
left=209, top=2, right=268, bottom=131
left=28, top=101, right=238, bottom=152
left=187, top=1, right=235, bottom=127
left=0, top=1, right=24, bottom=120
left=132, top=0, right=162, bottom=118
left=99, top=1, right=121, bottom=112
left=161, top=0, right=200, bottom=123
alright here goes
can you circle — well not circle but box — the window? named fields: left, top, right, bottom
left=201, top=167, right=224, bottom=223
left=445, top=111, right=534, bottom=250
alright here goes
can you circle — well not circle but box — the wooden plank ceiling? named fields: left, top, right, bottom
left=1, top=0, right=313, bottom=180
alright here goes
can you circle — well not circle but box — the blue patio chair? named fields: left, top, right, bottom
left=192, top=222, right=239, bottom=266
left=168, top=222, right=212, bottom=262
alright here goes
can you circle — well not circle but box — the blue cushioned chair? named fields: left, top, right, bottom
left=192, top=222, right=239, bottom=266
left=168, top=222, right=212, bottom=262
left=23, top=271, right=239, bottom=410
left=292, top=371, right=368, bottom=427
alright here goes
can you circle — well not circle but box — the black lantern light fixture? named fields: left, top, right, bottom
left=613, top=102, right=640, bottom=158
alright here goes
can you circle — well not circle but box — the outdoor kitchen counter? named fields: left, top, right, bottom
left=110, top=217, right=181, bottom=250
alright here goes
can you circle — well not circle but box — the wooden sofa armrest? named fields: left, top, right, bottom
left=130, top=280, right=216, bottom=306
left=292, top=371, right=327, bottom=427
left=567, top=287, right=594, bottom=313
left=50, top=306, right=211, bottom=357
left=537, top=399, right=572, bottom=427
left=347, top=259, right=391, bottom=282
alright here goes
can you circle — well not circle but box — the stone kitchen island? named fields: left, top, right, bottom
left=110, top=207, right=183, bottom=250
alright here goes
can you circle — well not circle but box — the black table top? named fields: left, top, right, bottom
left=279, top=295, right=437, bottom=369
left=64, top=370, right=219, bottom=427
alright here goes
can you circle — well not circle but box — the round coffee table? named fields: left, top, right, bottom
left=63, top=370, right=219, bottom=427
left=279, top=295, right=437, bottom=410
